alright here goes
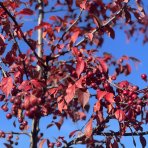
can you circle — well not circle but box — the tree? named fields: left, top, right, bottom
left=0, top=0, right=147, bottom=147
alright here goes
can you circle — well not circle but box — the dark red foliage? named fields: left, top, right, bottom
left=0, top=0, right=147, bottom=148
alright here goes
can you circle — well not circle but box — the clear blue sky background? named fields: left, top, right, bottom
left=0, top=1, right=148, bottom=148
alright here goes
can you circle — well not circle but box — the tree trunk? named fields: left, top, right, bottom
left=30, top=0, right=44, bottom=148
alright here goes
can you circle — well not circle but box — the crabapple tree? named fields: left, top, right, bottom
left=0, top=0, right=147, bottom=148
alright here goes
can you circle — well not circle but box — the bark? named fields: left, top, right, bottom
left=30, top=0, right=44, bottom=148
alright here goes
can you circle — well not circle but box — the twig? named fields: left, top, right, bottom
left=0, top=63, right=7, bottom=77
left=57, top=8, right=84, bottom=44
left=5, top=131, right=30, bottom=137
left=94, top=131, right=148, bottom=136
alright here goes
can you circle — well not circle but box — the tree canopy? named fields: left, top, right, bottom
left=0, top=0, right=147, bottom=147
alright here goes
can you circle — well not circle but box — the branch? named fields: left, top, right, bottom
left=75, top=4, right=127, bottom=47
left=57, top=8, right=84, bottom=44
left=30, top=1, right=43, bottom=148
left=0, top=2, right=46, bottom=68
left=4, top=131, right=30, bottom=137
left=96, top=131, right=148, bottom=136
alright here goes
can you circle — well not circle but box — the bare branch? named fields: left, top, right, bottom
left=5, top=131, right=30, bottom=137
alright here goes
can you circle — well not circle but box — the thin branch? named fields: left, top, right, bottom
left=5, top=131, right=30, bottom=137
left=57, top=8, right=84, bottom=44
left=0, top=62, right=7, bottom=77
left=96, top=131, right=148, bottom=136
left=75, top=4, right=127, bottom=47
left=0, top=2, right=46, bottom=68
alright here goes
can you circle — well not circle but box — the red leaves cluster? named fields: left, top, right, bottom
left=0, top=0, right=147, bottom=147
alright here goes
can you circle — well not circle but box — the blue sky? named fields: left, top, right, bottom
left=0, top=1, right=148, bottom=148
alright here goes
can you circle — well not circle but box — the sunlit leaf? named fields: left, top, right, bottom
left=1, top=77, right=13, bottom=97
left=76, top=58, right=85, bottom=78
left=77, top=89, right=90, bottom=108
left=115, top=110, right=125, bottom=122
left=84, top=118, right=93, bottom=138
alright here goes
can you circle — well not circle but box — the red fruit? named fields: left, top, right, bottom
left=22, top=120, right=28, bottom=126
left=87, top=71, right=93, bottom=77
left=123, top=90, right=129, bottom=95
left=8, top=133, right=13, bottom=139
left=14, top=98, right=22, bottom=105
left=18, top=117, right=24, bottom=123
left=1, top=105, right=8, bottom=112
left=111, top=75, right=116, bottom=80
left=19, top=124, right=24, bottom=130
left=132, top=86, right=139, bottom=91
left=141, top=74, right=147, bottom=80
left=103, top=82, right=110, bottom=89
left=87, top=57, right=92, bottom=62
left=131, top=93, right=137, bottom=99
left=137, top=99, right=142, bottom=105
left=56, top=141, right=62, bottom=147
left=10, top=97, right=15, bottom=103
left=6, top=113, right=12, bottom=119
left=48, top=143, right=54, bottom=148
left=0, top=94, right=5, bottom=101
left=1, top=132, right=5, bottom=138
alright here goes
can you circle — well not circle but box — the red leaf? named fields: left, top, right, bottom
left=97, top=90, right=107, bottom=100
left=69, top=130, right=79, bottom=138
left=72, top=47, right=79, bottom=57
left=71, top=31, right=79, bottom=43
left=112, top=140, right=118, bottom=148
left=47, top=123, right=54, bottom=129
left=97, top=58, right=108, bottom=73
left=30, top=79, right=45, bottom=88
left=91, top=14, right=102, bottom=28
left=115, top=110, right=125, bottom=122
left=76, top=0, right=87, bottom=9
left=0, top=34, right=5, bottom=46
left=105, top=93, right=115, bottom=104
left=1, top=77, right=13, bottom=97
left=58, top=96, right=67, bottom=113
left=75, top=76, right=85, bottom=88
left=84, top=118, right=93, bottom=138
left=55, top=117, right=64, bottom=130
left=106, top=26, right=115, bottom=39
left=124, top=63, right=131, bottom=75
left=77, top=89, right=90, bottom=108
left=93, top=101, right=101, bottom=112
left=65, top=84, right=76, bottom=104
left=87, top=33, right=93, bottom=41
left=140, top=136, right=146, bottom=148
left=76, top=58, right=85, bottom=78
left=39, top=139, right=47, bottom=148
left=17, top=8, right=34, bottom=15
left=18, top=80, right=31, bottom=91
